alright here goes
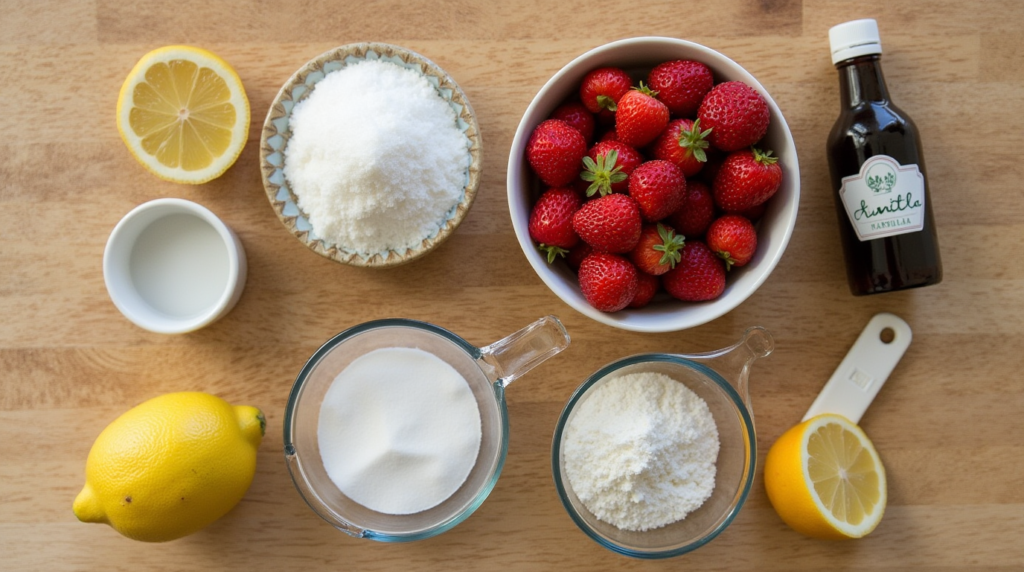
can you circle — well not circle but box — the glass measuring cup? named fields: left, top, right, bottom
left=284, top=316, right=569, bottom=541
left=551, top=327, right=773, bottom=558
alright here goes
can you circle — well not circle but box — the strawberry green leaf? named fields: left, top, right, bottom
left=715, top=250, right=737, bottom=271
left=579, top=148, right=626, bottom=197
left=677, top=118, right=712, bottom=163
left=596, top=95, right=617, bottom=112
left=752, top=147, right=779, bottom=166
left=652, top=223, right=686, bottom=268
left=538, top=244, right=570, bottom=264
left=580, top=156, right=598, bottom=177
left=634, top=81, right=659, bottom=98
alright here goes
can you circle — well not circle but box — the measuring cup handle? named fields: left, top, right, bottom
left=478, top=316, right=570, bottom=388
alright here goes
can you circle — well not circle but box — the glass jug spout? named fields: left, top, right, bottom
left=675, top=326, right=774, bottom=420
left=477, top=315, right=571, bottom=388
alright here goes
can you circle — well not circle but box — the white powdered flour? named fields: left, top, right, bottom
left=317, top=347, right=482, bottom=515
left=284, top=59, right=469, bottom=254
left=563, top=371, right=719, bottom=531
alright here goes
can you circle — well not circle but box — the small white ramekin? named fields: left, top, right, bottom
left=103, top=198, right=247, bottom=334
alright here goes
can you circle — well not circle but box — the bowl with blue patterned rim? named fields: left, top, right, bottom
left=260, top=43, right=482, bottom=267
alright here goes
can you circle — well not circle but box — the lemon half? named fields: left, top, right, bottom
left=764, top=413, right=887, bottom=539
left=116, top=46, right=249, bottom=184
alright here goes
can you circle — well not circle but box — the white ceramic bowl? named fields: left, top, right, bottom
left=507, top=37, right=799, bottom=332
left=103, top=198, right=247, bottom=334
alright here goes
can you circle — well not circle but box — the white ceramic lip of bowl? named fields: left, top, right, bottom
left=507, top=37, right=800, bottom=333
left=103, top=198, right=248, bottom=334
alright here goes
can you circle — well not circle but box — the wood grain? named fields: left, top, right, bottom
left=2, top=0, right=1023, bottom=569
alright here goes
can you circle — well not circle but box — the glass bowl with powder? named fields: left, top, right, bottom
left=284, top=316, right=569, bottom=541
left=260, top=43, right=481, bottom=267
left=551, top=327, right=774, bottom=558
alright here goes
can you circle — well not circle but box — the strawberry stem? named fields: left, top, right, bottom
left=716, top=250, right=737, bottom=271
left=580, top=148, right=627, bottom=197
left=634, top=81, right=659, bottom=98
left=652, top=224, right=686, bottom=268
left=596, top=94, right=617, bottom=112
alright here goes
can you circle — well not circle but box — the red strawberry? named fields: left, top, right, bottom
left=651, top=118, right=711, bottom=177
left=615, top=84, right=670, bottom=148
left=630, top=223, right=686, bottom=276
left=550, top=101, right=596, bottom=143
left=628, top=160, right=686, bottom=222
left=662, top=241, right=727, bottom=302
left=713, top=147, right=782, bottom=212
left=566, top=242, right=594, bottom=271
left=628, top=271, right=660, bottom=309
left=578, top=253, right=638, bottom=312
left=579, top=67, right=633, bottom=120
left=647, top=60, right=714, bottom=117
left=697, top=81, right=770, bottom=152
left=572, top=193, right=642, bottom=253
left=599, top=128, right=619, bottom=142
left=582, top=141, right=643, bottom=196
left=528, top=187, right=581, bottom=262
left=526, top=119, right=587, bottom=187
left=668, top=180, right=715, bottom=238
left=706, top=214, right=758, bottom=270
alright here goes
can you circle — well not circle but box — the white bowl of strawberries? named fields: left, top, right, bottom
left=507, top=37, right=799, bottom=332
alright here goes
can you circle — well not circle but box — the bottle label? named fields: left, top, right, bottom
left=839, top=155, right=926, bottom=241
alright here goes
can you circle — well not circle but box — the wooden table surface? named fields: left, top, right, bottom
left=3, top=0, right=1024, bottom=570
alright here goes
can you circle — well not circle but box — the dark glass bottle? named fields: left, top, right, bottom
left=826, top=20, right=942, bottom=295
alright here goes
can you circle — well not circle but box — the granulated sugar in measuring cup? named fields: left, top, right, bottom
left=765, top=313, right=911, bottom=540
left=284, top=316, right=569, bottom=541
left=317, top=346, right=484, bottom=516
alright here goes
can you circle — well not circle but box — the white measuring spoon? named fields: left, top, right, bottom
left=802, top=312, right=912, bottom=423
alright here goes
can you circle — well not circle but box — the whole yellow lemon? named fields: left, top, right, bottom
left=72, top=392, right=264, bottom=542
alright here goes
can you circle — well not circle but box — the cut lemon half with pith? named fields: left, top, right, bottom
left=116, top=46, right=249, bottom=184
left=764, top=413, right=887, bottom=539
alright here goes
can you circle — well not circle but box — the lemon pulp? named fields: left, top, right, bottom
left=806, top=419, right=883, bottom=527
